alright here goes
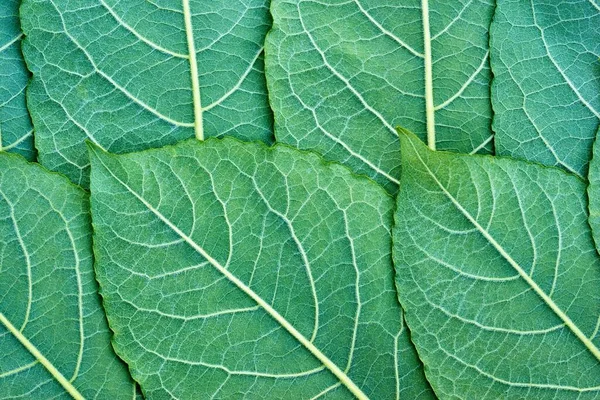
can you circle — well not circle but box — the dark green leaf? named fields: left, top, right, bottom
left=586, top=128, right=600, bottom=253
left=490, top=0, right=600, bottom=178
left=266, top=0, right=495, bottom=192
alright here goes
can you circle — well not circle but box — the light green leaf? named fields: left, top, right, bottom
left=394, top=130, right=600, bottom=399
left=0, top=153, right=136, bottom=399
left=20, top=0, right=273, bottom=188
left=490, top=0, right=600, bottom=178
left=265, top=0, right=494, bottom=193
left=0, top=0, right=34, bottom=160
left=89, top=138, right=434, bottom=399
left=587, top=128, right=600, bottom=253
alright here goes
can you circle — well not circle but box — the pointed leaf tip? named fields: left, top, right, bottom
left=397, top=128, right=429, bottom=166
left=85, top=140, right=103, bottom=153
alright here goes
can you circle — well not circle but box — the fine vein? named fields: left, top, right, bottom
left=182, top=0, right=204, bottom=140
left=0, top=313, right=84, bottom=400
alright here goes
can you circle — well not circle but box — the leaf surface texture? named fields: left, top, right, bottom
left=20, top=0, right=273, bottom=187
left=0, top=0, right=34, bottom=160
left=394, top=131, right=600, bottom=399
left=490, top=0, right=600, bottom=177
left=265, top=0, right=494, bottom=192
left=89, top=138, right=434, bottom=399
left=0, top=153, right=135, bottom=398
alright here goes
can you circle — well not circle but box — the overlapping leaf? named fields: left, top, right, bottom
left=490, top=0, right=600, bottom=178
left=0, top=0, right=34, bottom=160
left=0, top=153, right=135, bottom=399
left=266, top=0, right=494, bottom=192
left=394, top=131, right=600, bottom=399
left=89, top=138, right=434, bottom=399
left=20, top=0, right=273, bottom=187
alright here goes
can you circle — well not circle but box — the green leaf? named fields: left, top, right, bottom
left=0, top=0, right=34, bottom=160
left=490, top=0, right=600, bottom=178
left=587, top=128, right=600, bottom=253
left=20, top=0, right=273, bottom=188
left=394, top=130, right=600, bottom=399
left=265, top=0, right=494, bottom=193
left=88, top=138, right=434, bottom=399
left=0, top=153, right=136, bottom=399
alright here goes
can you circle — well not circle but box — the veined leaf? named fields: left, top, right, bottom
left=490, top=0, right=600, bottom=178
left=394, top=130, right=600, bottom=399
left=0, top=0, right=34, bottom=160
left=265, top=0, right=494, bottom=193
left=20, top=0, right=273, bottom=188
left=0, top=153, right=135, bottom=398
left=89, top=138, right=434, bottom=399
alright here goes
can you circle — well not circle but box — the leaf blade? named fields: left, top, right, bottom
left=490, top=0, right=600, bottom=177
left=587, top=128, right=600, bottom=253
left=394, top=131, right=600, bottom=398
left=89, top=138, right=434, bottom=399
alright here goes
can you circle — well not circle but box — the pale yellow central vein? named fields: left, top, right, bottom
left=421, top=0, right=436, bottom=150
left=182, top=0, right=204, bottom=140
left=0, top=313, right=84, bottom=400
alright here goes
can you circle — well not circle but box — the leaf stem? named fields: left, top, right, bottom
left=182, top=0, right=204, bottom=140
left=421, top=0, right=436, bottom=150
left=0, top=313, right=85, bottom=400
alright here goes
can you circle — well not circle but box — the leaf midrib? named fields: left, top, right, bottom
left=93, top=152, right=371, bottom=400
left=406, top=137, right=600, bottom=362
left=421, top=0, right=436, bottom=150
left=182, top=0, right=204, bottom=140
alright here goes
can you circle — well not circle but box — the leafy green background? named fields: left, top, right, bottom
left=1, top=0, right=599, bottom=398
